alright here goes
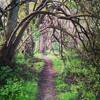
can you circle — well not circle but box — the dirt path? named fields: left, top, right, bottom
left=38, top=55, right=57, bottom=100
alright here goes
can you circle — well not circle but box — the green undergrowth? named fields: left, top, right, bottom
left=0, top=79, right=38, bottom=100
left=0, top=50, right=99, bottom=100
left=15, top=52, right=34, bottom=66
left=35, top=51, right=99, bottom=100
left=55, top=50, right=98, bottom=100
left=0, top=65, right=38, bottom=100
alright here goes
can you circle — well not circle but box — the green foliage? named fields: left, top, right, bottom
left=81, top=91, right=96, bottom=100
left=15, top=52, right=33, bottom=66
left=0, top=79, right=38, bottom=100
left=47, top=54, right=64, bottom=73
left=15, top=52, right=25, bottom=64
left=31, top=24, right=40, bottom=41
left=58, top=92, right=78, bottom=100
left=0, top=66, right=13, bottom=82
left=0, top=55, right=38, bottom=100
left=39, top=50, right=98, bottom=100
left=56, top=79, right=68, bottom=92
left=0, top=50, right=99, bottom=100
left=52, top=42, right=60, bottom=52
left=0, top=79, right=23, bottom=100
left=34, top=62, right=44, bottom=73
left=67, top=0, right=78, bottom=10
left=0, top=0, right=100, bottom=99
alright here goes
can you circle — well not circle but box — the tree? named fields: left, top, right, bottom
left=0, top=0, right=36, bottom=65
left=0, top=0, right=100, bottom=66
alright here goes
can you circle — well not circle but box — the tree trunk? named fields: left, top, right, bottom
left=0, top=0, right=19, bottom=65
left=6, top=0, right=20, bottom=40
left=0, top=17, right=31, bottom=65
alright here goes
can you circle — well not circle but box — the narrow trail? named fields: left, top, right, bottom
left=38, top=55, right=57, bottom=100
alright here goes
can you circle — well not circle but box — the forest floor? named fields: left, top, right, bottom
left=0, top=51, right=99, bottom=100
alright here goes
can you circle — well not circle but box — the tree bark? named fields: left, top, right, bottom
left=6, top=0, right=20, bottom=40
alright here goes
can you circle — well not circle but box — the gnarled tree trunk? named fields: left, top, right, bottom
left=0, top=0, right=20, bottom=65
